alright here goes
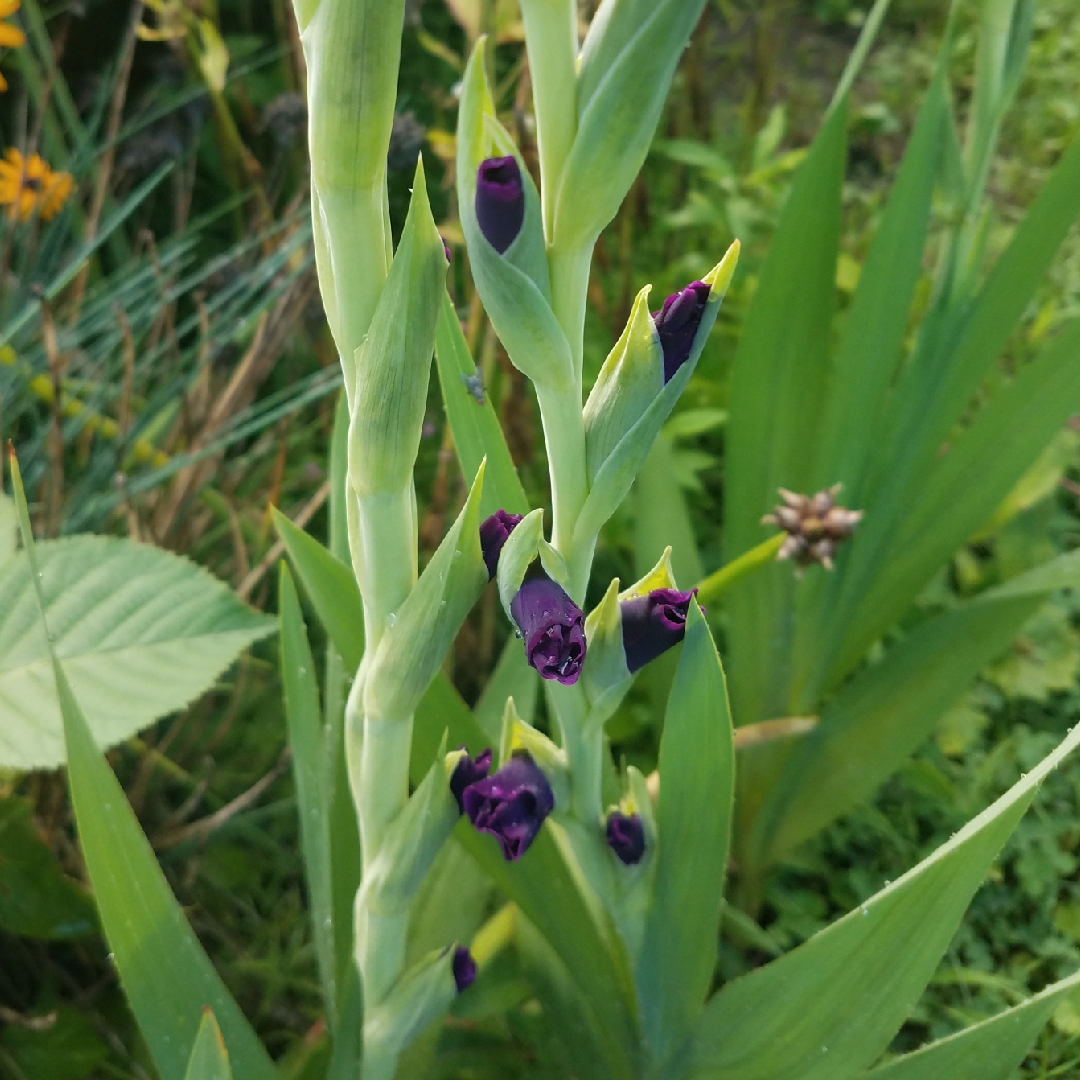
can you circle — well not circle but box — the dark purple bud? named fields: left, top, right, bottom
left=450, top=746, right=492, bottom=812
left=653, top=281, right=711, bottom=383
left=510, top=574, right=587, bottom=685
left=452, top=945, right=476, bottom=991
left=475, top=156, right=525, bottom=254
left=620, top=588, right=696, bottom=673
left=606, top=811, right=646, bottom=865
left=479, top=509, right=523, bottom=580
left=462, top=754, right=555, bottom=861
left=441, top=236, right=452, bottom=262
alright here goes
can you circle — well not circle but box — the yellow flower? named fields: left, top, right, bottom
left=0, top=148, right=74, bottom=222
left=0, top=0, right=26, bottom=92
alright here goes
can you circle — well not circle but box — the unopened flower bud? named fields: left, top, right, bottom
left=620, top=588, right=696, bottom=673
left=510, top=572, right=587, bottom=685
left=462, top=753, right=555, bottom=861
left=653, top=281, right=711, bottom=383
left=452, top=946, right=476, bottom=991
left=605, top=811, right=646, bottom=865
left=479, top=509, right=523, bottom=580
left=450, top=747, right=492, bottom=812
left=475, top=156, right=524, bottom=254
left=762, top=484, right=864, bottom=569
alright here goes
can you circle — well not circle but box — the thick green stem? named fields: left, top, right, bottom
left=549, top=242, right=592, bottom=385
left=535, top=385, right=588, bottom=576
left=354, top=486, right=417, bottom=654
left=696, top=533, right=785, bottom=608
left=317, top=185, right=392, bottom=403
left=520, top=0, right=578, bottom=241
left=547, top=681, right=602, bottom=826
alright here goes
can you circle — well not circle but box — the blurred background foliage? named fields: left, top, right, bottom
left=2, top=0, right=1080, bottom=1076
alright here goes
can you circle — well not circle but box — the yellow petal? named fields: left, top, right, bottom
left=0, top=70, right=7, bottom=92
left=0, top=0, right=20, bottom=19
left=0, top=22, right=26, bottom=47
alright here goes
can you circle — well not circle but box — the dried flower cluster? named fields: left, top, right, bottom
left=763, top=484, right=863, bottom=569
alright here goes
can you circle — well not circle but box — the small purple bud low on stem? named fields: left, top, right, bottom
left=452, top=945, right=476, bottom=992
left=653, top=281, right=711, bottom=383
left=475, top=156, right=525, bottom=254
left=479, top=509, right=523, bottom=580
left=462, top=754, right=555, bottom=861
left=450, top=747, right=493, bottom=812
left=510, top=573, right=587, bottom=685
left=606, top=811, right=646, bottom=865
left=620, top=588, right=696, bottom=673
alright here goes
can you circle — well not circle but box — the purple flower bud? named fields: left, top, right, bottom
left=605, top=811, right=646, bottom=865
left=653, top=281, right=711, bottom=383
left=462, top=754, right=555, bottom=861
left=441, top=236, right=452, bottom=262
left=620, top=588, right=696, bottom=673
left=475, top=156, right=525, bottom=254
left=450, top=746, right=492, bottom=812
left=510, top=573, right=587, bottom=685
left=479, top=509, right=523, bottom=580
left=452, top=945, right=476, bottom=992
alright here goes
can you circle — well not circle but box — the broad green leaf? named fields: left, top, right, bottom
left=638, top=603, right=734, bottom=1065
left=7, top=460, right=276, bottom=1080
left=556, top=0, right=708, bottom=247
left=678, top=721, right=1080, bottom=1080
left=272, top=508, right=364, bottom=674
left=363, top=463, right=488, bottom=723
left=279, top=564, right=336, bottom=1024
left=434, top=289, right=529, bottom=519
left=0, top=795, right=96, bottom=939
left=863, top=968, right=1080, bottom=1080
left=756, top=593, right=1040, bottom=867
left=722, top=98, right=848, bottom=726
left=812, top=67, right=946, bottom=505
left=828, top=317, right=1080, bottom=685
left=350, top=156, right=446, bottom=499
left=183, top=1010, right=233, bottom=1080
left=888, top=129, right=1080, bottom=502
left=0, top=536, right=273, bottom=769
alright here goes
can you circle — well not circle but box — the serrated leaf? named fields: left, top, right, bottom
left=183, top=1010, right=233, bottom=1080
left=6, top=457, right=276, bottom=1080
left=679, top=722, right=1080, bottom=1080
left=0, top=536, right=274, bottom=770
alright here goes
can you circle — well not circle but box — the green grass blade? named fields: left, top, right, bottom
left=434, top=291, right=528, bottom=518
left=830, top=317, right=1080, bottom=682
left=757, top=593, right=1040, bottom=867
left=279, top=564, right=337, bottom=1027
left=272, top=510, right=364, bottom=675
left=183, top=1011, right=234, bottom=1080
left=635, top=433, right=703, bottom=587
left=864, top=969, right=1080, bottom=1080
left=638, top=604, right=734, bottom=1067
left=722, top=98, right=848, bottom=725
left=679, top=722, right=1080, bottom=1080
left=812, top=70, right=946, bottom=505
left=7, top=454, right=277, bottom=1080
left=894, top=130, right=1080, bottom=494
